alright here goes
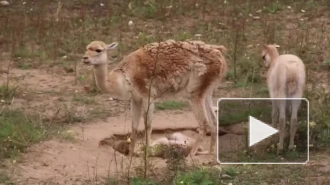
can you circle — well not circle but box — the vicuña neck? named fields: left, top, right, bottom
left=93, top=63, right=132, bottom=100
left=93, top=63, right=109, bottom=93
left=269, top=48, right=280, bottom=68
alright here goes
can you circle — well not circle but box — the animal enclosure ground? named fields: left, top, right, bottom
left=1, top=0, right=330, bottom=184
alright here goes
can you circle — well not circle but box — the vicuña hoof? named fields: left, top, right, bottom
left=277, top=148, right=284, bottom=155
left=288, top=145, right=296, bottom=151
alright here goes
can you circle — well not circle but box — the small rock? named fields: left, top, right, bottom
left=0, top=99, right=5, bottom=103
left=221, top=174, right=232, bottom=179
left=0, top=1, right=9, bottom=6
left=128, top=20, right=134, bottom=27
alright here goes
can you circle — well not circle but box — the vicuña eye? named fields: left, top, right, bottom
left=95, top=49, right=102, bottom=53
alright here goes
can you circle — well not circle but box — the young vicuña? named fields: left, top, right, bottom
left=82, top=39, right=228, bottom=157
left=146, top=132, right=208, bottom=158
left=262, top=44, right=306, bottom=154
left=99, top=132, right=207, bottom=158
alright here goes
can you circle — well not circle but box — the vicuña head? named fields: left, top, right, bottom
left=82, top=41, right=118, bottom=65
left=261, top=44, right=280, bottom=68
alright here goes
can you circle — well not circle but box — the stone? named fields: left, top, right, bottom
left=0, top=1, right=9, bottom=6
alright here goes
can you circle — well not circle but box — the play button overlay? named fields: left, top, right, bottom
left=249, top=116, right=278, bottom=147
left=216, top=98, right=309, bottom=165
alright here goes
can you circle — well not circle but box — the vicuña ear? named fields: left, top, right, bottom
left=106, top=42, right=119, bottom=50
left=263, top=44, right=269, bottom=50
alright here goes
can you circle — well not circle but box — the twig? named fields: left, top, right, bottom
left=10, top=96, right=14, bottom=105
left=6, top=59, right=11, bottom=90
left=143, top=32, right=162, bottom=179
left=50, top=108, right=61, bottom=126
left=93, top=153, right=99, bottom=185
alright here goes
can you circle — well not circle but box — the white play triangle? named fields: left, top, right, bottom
left=249, top=116, right=279, bottom=147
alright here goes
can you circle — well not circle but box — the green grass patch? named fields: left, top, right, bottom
left=218, top=100, right=273, bottom=126
left=0, top=109, right=57, bottom=161
left=12, top=47, right=44, bottom=59
left=0, top=85, right=17, bottom=101
left=220, top=148, right=308, bottom=163
left=0, top=171, right=13, bottom=185
left=174, top=167, right=222, bottom=185
left=156, top=101, right=188, bottom=110
left=102, top=154, right=330, bottom=185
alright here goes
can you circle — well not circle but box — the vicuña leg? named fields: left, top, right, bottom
left=129, top=97, right=143, bottom=157
left=271, top=100, right=279, bottom=129
left=205, top=93, right=217, bottom=154
left=288, top=99, right=301, bottom=150
left=189, top=96, right=209, bottom=156
left=277, top=99, right=286, bottom=154
left=270, top=100, right=279, bottom=144
left=143, top=100, right=155, bottom=146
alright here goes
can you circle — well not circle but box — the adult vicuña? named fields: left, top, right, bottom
left=262, top=44, right=306, bottom=154
left=82, top=39, right=228, bottom=157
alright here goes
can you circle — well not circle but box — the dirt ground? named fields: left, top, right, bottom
left=5, top=112, right=211, bottom=184
left=1, top=66, right=329, bottom=185
left=0, top=66, right=240, bottom=184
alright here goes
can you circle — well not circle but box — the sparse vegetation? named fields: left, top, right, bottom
left=0, top=85, right=17, bottom=101
left=155, top=101, right=188, bottom=111
left=100, top=150, right=330, bottom=184
left=0, top=0, right=329, bottom=184
left=0, top=171, right=13, bottom=185
left=0, top=109, right=52, bottom=161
